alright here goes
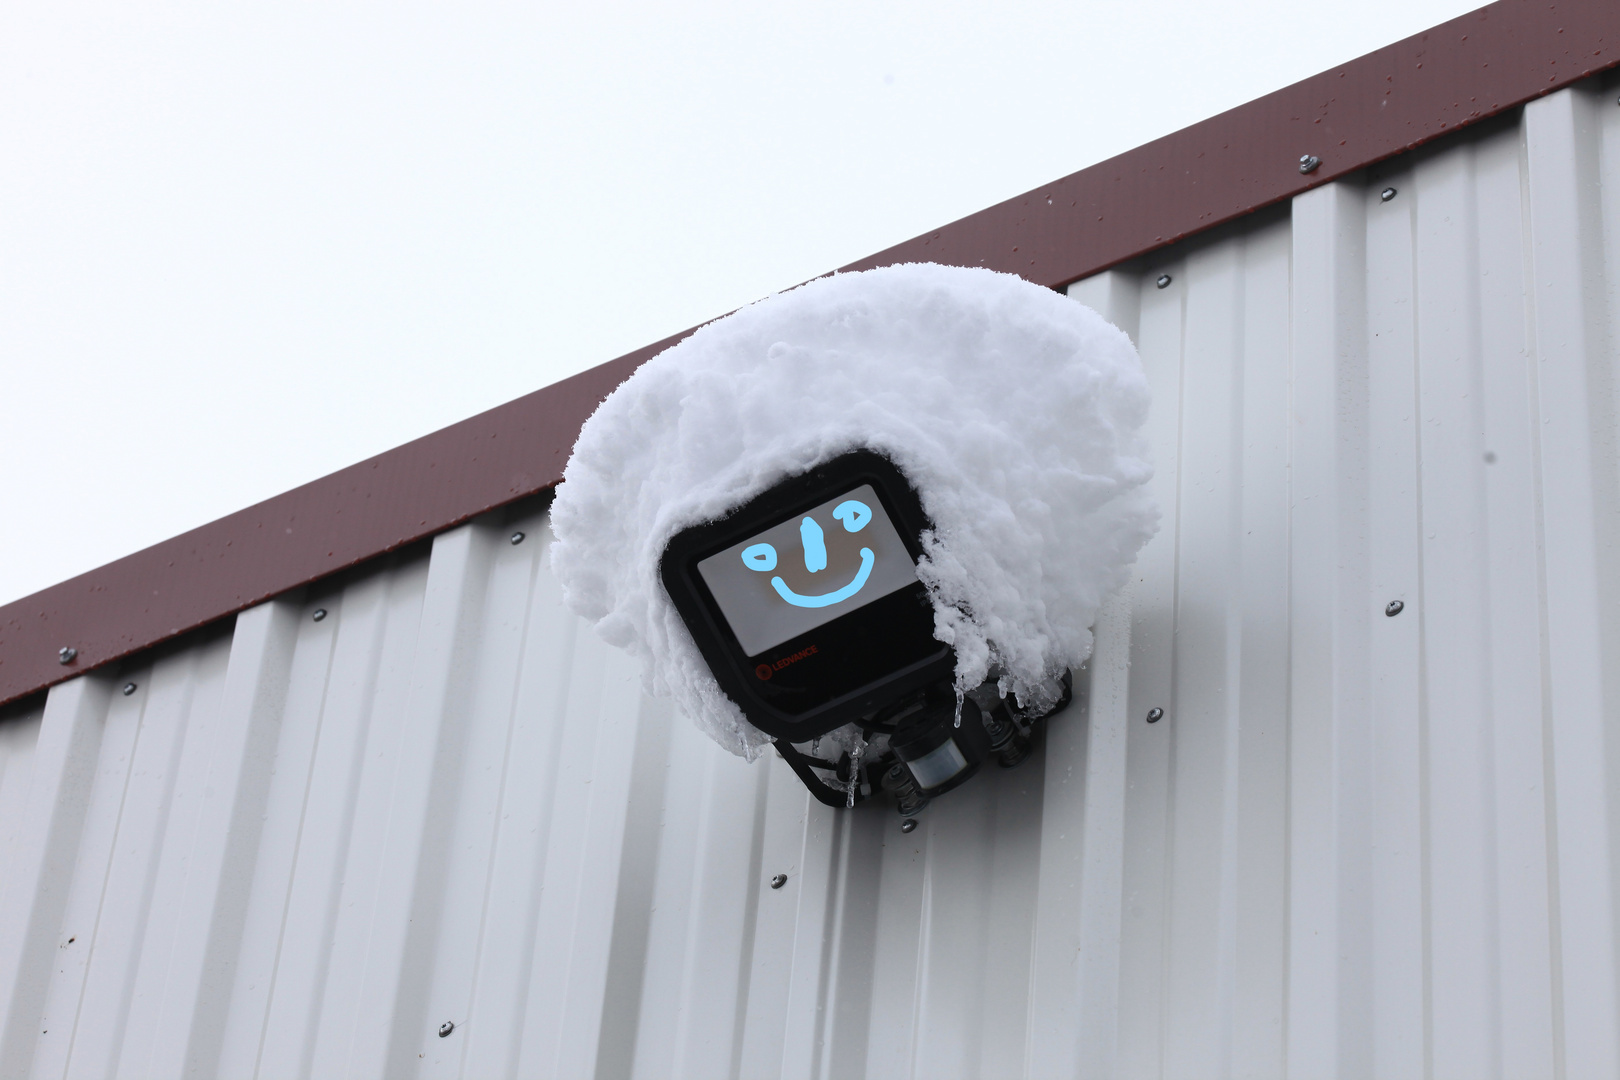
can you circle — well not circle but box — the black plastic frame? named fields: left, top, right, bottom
left=660, top=449, right=955, bottom=744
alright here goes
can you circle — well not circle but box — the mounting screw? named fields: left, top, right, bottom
left=438, top=1021, right=454, bottom=1038
left=901, top=818, right=918, bottom=833
left=58, top=647, right=76, bottom=665
left=312, top=609, right=327, bottom=622
left=1146, top=707, right=1164, bottom=724
left=122, top=682, right=137, bottom=696
left=1380, top=187, right=1398, bottom=202
left=1385, top=600, right=1405, bottom=617
left=510, top=531, right=526, bottom=545
left=1299, top=154, right=1321, bottom=174
left=1156, top=274, right=1172, bottom=289
left=770, top=874, right=788, bottom=889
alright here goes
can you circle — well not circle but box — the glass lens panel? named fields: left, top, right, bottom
left=696, top=483, right=920, bottom=656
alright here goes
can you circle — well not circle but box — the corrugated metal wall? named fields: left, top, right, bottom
left=4, top=76, right=1620, bottom=1079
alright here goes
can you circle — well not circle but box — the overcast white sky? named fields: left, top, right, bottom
left=1, top=0, right=1480, bottom=608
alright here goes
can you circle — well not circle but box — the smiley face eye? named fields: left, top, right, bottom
left=832, top=500, right=872, bottom=533
left=741, top=543, right=777, bottom=571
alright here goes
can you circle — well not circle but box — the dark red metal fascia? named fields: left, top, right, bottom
left=3, top=0, right=1617, bottom=708
left=841, top=0, right=1619, bottom=284
left=0, top=335, right=667, bottom=706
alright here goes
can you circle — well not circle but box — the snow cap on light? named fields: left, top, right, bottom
left=550, top=263, right=1158, bottom=758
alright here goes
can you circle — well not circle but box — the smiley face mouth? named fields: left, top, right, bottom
left=770, top=548, right=875, bottom=608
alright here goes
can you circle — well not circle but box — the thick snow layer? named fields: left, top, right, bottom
left=551, top=263, right=1158, bottom=758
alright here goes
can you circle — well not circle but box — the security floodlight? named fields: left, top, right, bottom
left=662, top=449, right=1069, bottom=810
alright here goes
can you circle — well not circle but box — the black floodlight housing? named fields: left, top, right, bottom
left=662, top=449, right=1071, bottom=811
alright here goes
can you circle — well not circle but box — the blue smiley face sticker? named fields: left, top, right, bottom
left=741, top=499, right=874, bottom=608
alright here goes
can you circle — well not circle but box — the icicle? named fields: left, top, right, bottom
left=846, top=733, right=867, bottom=810
left=953, top=686, right=965, bottom=729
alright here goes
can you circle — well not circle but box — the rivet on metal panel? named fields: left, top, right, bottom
left=510, top=531, right=526, bottom=545
left=312, top=609, right=327, bottom=622
left=1299, top=154, right=1321, bottom=174
left=770, top=874, right=788, bottom=889
left=1156, top=274, right=1172, bottom=289
left=438, top=1021, right=455, bottom=1038
left=122, top=682, right=137, bottom=696
left=57, top=647, right=76, bottom=665
left=901, top=818, right=918, bottom=833
left=1380, top=187, right=1398, bottom=202
left=1385, top=600, right=1405, bottom=617
left=1146, top=707, right=1164, bottom=723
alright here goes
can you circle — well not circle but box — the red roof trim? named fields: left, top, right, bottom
left=3, top=0, right=1617, bottom=707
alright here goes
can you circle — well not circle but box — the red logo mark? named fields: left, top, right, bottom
left=755, top=645, right=818, bottom=682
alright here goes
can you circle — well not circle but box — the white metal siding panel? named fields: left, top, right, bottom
left=4, top=75, right=1620, bottom=1079
left=0, top=705, right=44, bottom=896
